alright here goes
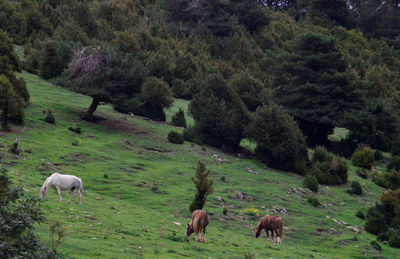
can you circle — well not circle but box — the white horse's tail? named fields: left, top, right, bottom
left=78, top=179, right=83, bottom=204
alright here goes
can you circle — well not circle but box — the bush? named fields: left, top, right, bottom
left=0, top=170, right=52, bottom=257
left=389, top=234, right=400, bottom=248
left=313, top=157, right=348, bottom=185
left=246, top=104, right=309, bottom=173
left=371, top=240, right=382, bottom=251
left=68, top=126, right=81, bottom=134
left=351, top=146, right=374, bottom=169
left=44, top=110, right=55, bottom=124
left=189, top=73, right=250, bottom=148
left=347, top=181, right=362, bottom=195
left=356, top=210, right=365, bottom=219
left=223, top=208, right=228, bottom=215
left=141, top=77, right=173, bottom=110
left=377, top=232, right=390, bottom=242
left=72, top=138, right=82, bottom=146
left=303, top=174, right=319, bottom=192
left=365, top=207, right=387, bottom=235
left=171, top=108, right=187, bottom=128
left=312, top=146, right=331, bottom=163
left=167, top=131, right=184, bottom=144
left=183, top=126, right=201, bottom=144
left=372, top=170, right=400, bottom=190
left=388, top=156, right=400, bottom=171
left=307, top=195, right=321, bottom=207
left=356, top=168, right=368, bottom=179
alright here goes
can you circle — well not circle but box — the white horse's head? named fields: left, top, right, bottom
left=39, top=185, right=47, bottom=199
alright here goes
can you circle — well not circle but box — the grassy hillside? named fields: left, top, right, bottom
left=1, top=71, right=399, bottom=258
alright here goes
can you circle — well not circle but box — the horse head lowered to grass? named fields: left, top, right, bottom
left=40, top=172, right=83, bottom=204
left=185, top=210, right=209, bottom=242
left=255, top=214, right=284, bottom=244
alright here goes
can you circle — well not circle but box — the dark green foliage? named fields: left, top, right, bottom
left=39, top=40, right=76, bottom=79
left=137, top=77, right=173, bottom=122
left=331, top=138, right=357, bottom=158
left=66, top=45, right=147, bottom=121
left=146, top=52, right=175, bottom=85
left=351, top=146, right=374, bottom=169
left=307, top=195, right=321, bottom=207
left=365, top=189, right=400, bottom=248
left=171, top=108, right=186, bottom=128
left=167, top=130, right=184, bottom=145
left=68, top=126, right=81, bottom=134
left=365, top=211, right=387, bottom=235
left=44, top=110, right=55, bottom=124
left=311, top=156, right=348, bottom=185
left=356, top=169, right=368, bottom=179
left=389, top=234, right=400, bottom=248
left=388, top=156, right=400, bottom=171
left=223, top=208, right=228, bottom=215
left=356, top=210, right=365, bottom=220
left=0, top=75, right=24, bottom=129
left=189, top=74, right=250, bottom=149
left=374, top=150, right=383, bottom=162
left=246, top=104, right=309, bottom=173
left=377, top=232, right=390, bottom=242
left=371, top=240, right=382, bottom=251
left=309, top=0, right=352, bottom=28
left=346, top=99, right=399, bottom=152
left=312, top=146, right=331, bottom=163
left=372, top=170, right=400, bottom=190
left=189, top=160, right=214, bottom=212
left=183, top=126, right=202, bottom=144
left=229, top=71, right=263, bottom=111
left=303, top=174, right=319, bottom=192
left=0, top=30, right=28, bottom=129
left=0, top=168, right=51, bottom=257
left=272, top=32, right=365, bottom=146
left=161, top=0, right=269, bottom=36
left=347, top=181, right=362, bottom=195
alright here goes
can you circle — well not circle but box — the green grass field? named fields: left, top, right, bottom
left=1, top=71, right=399, bottom=258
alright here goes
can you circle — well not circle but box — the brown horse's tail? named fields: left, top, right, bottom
left=279, top=218, right=284, bottom=241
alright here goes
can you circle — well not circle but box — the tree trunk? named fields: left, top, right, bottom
left=82, top=97, right=99, bottom=121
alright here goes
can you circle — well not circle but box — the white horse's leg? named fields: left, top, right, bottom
left=68, top=189, right=75, bottom=204
left=56, top=185, right=63, bottom=202
left=78, top=188, right=82, bottom=205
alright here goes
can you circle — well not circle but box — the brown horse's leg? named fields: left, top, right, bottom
left=202, top=227, right=206, bottom=242
left=265, top=228, right=269, bottom=240
left=274, top=229, right=280, bottom=244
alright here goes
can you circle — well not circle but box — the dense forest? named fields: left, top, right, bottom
left=2, top=0, right=400, bottom=256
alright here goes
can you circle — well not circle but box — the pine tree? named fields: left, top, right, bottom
left=189, top=73, right=250, bottom=149
left=272, top=32, right=365, bottom=146
left=245, top=103, right=309, bottom=173
left=189, top=160, right=214, bottom=212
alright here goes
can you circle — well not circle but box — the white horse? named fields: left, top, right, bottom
left=40, top=173, right=83, bottom=204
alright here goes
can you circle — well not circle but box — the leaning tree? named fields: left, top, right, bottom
left=67, top=45, right=146, bottom=121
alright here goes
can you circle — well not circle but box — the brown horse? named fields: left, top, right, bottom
left=255, top=214, right=284, bottom=244
left=185, top=210, right=209, bottom=242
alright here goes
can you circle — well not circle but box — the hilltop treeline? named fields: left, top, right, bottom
left=1, top=0, right=400, bottom=164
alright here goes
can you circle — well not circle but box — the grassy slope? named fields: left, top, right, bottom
left=2, top=71, right=399, bottom=259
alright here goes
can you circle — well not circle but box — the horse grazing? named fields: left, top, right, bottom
left=255, top=214, right=284, bottom=244
left=185, top=210, right=209, bottom=242
left=40, top=173, right=83, bottom=204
